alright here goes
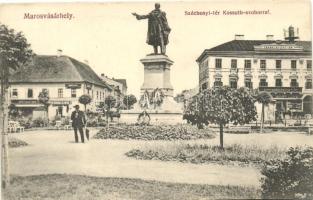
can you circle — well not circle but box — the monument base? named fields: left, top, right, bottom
left=120, top=54, right=183, bottom=125
left=120, top=109, right=183, bottom=125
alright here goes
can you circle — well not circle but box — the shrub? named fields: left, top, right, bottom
left=94, top=124, right=215, bottom=140
left=8, top=137, right=28, bottom=148
left=31, top=117, right=48, bottom=127
left=261, top=146, right=313, bottom=200
left=17, top=117, right=32, bottom=129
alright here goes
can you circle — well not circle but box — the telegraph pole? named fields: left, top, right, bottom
left=0, top=55, right=10, bottom=188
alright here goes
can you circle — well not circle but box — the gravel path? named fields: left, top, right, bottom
left=9, top=129, right=313, bottom=187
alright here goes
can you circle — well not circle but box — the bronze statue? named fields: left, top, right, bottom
left=132, top=3, right=171, bottom=55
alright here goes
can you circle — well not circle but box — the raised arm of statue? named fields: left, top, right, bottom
left=132, top=13, right=149, bottom=20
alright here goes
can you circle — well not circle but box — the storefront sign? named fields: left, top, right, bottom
left=50, top=100, right=72, bottom=106
left=11, top=100, right=39, bottom=104
left=259, top=87, right=302, bottom=93
left=65, top=83, right=81, bottom=89
left=287, top=102, right=302, bottom=111
left=254, top=44, right=303, bottom=51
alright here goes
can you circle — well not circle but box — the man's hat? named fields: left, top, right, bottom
left=74, top=105, right=80, bottom=108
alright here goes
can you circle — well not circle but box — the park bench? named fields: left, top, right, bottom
left=8, top=121, right=24, bottom=133
left=224, top=126, right=251, bottom=134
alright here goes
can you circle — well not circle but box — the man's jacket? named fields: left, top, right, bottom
left=71, top=110, right=86, bottom=128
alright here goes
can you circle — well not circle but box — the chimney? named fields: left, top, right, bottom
left=266, top=35, right=274, bottom=40
left=101, top=73, right=105, bottom=77
left=234, top=34, right=244, bottom=40
left=57, top=49, right=62, bottom=57
left=84, top=60, right=89, bottom=65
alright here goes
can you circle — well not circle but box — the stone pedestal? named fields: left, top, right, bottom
left=140, top=54, right=174, bottom=97
left=140, top=54, right=182, bottom=112
left=120, top=54, right=183, bottom=124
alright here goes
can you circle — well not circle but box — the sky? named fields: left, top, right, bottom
left=0, top=0, right=311, bottom=97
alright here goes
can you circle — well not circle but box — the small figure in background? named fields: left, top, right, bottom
left=71, top=105, right=86, bottom=143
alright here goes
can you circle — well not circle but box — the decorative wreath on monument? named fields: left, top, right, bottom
left=139, top=90, right=150, bottom=109
left=151, top=88, right=164, bottom=107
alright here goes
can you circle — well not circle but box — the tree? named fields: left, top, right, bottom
left=38, top=89, right=50, bottom=121
left=79, top=94, right=92, bottom=112
left=123, top=94, right=137, bottom=109
left=256, top=91, right=273, bottom=133
left=104, top=95, right=116, bottom=126
left=185, top=86, right=257, bottom=149
left=105, top=95, right=116, bottom=110
left=0, top=23, right=33, bottom=188
left=8, top=103, right=18, bottom=118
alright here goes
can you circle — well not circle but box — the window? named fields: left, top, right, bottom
left=96, top=91, right=99, bottom=99
left=276, top=60, right=281, bottom=70
left=12, top=89, right=18, bottom=97
left=214, top=78, right=223, bottom=87
left=305, top=79, right=312, bottom=89
left=231, top=59, right=237, bottom=69
left=245, top=79, right=253, bottom=89
left=275, top=79, right=282, bottom=87
left=244, top=60, right=251, bottom=69
left=58, top=88, right=63, bottom=98
left=230, top=79, right=237, bottom=89
left=215, top=59, right=222, bottom=69
left=290, top=79, right=299, bottom=87
left=291, top=60, right=297, bottom=70
left=27, top=89, right=33, bottom=98
left=71, top=89, right=77, bottom=98
left=307, top=60, right=312, bottom=71
left=259, top=79, right=268, bottom=87
left=260, top=60, right=266, bottom=70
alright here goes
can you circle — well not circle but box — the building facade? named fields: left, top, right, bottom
left=9, top=54, right=112, bottom=120
left=100, top=74, right=127, bottom=105
left=196, top=26, right=313, bottom=121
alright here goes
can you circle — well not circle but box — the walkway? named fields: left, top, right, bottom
left=9, top=129, right=312, bottom=187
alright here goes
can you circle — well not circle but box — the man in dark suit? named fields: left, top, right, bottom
left=71, top=105, right=86, bottom=143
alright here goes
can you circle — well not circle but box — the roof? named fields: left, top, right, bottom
left=10, top=55, right=110, bottom=89
left=114, top=79, right=127, bottom=89
left=100, top=75, right=122, bottom=90
left=196, top=40, right=312, bottom=62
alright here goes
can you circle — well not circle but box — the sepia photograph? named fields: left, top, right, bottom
left=0, top=0, right=312, bottom=199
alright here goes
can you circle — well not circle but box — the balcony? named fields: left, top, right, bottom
left=229, top=68, right=239, bottom=78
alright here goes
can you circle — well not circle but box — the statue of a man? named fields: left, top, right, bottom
left=132, top=3, right=171, bottom=55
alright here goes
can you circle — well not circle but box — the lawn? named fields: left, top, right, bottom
left=2, top=174, right=261, bottom=200
left=126, top=143, right=288, bottom=167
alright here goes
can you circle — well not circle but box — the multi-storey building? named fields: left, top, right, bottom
left=100, top=74, right=127, bottom=104
left=9, top=52, right=112, bottom=120
left=196, top=26, right=312, bottom=121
